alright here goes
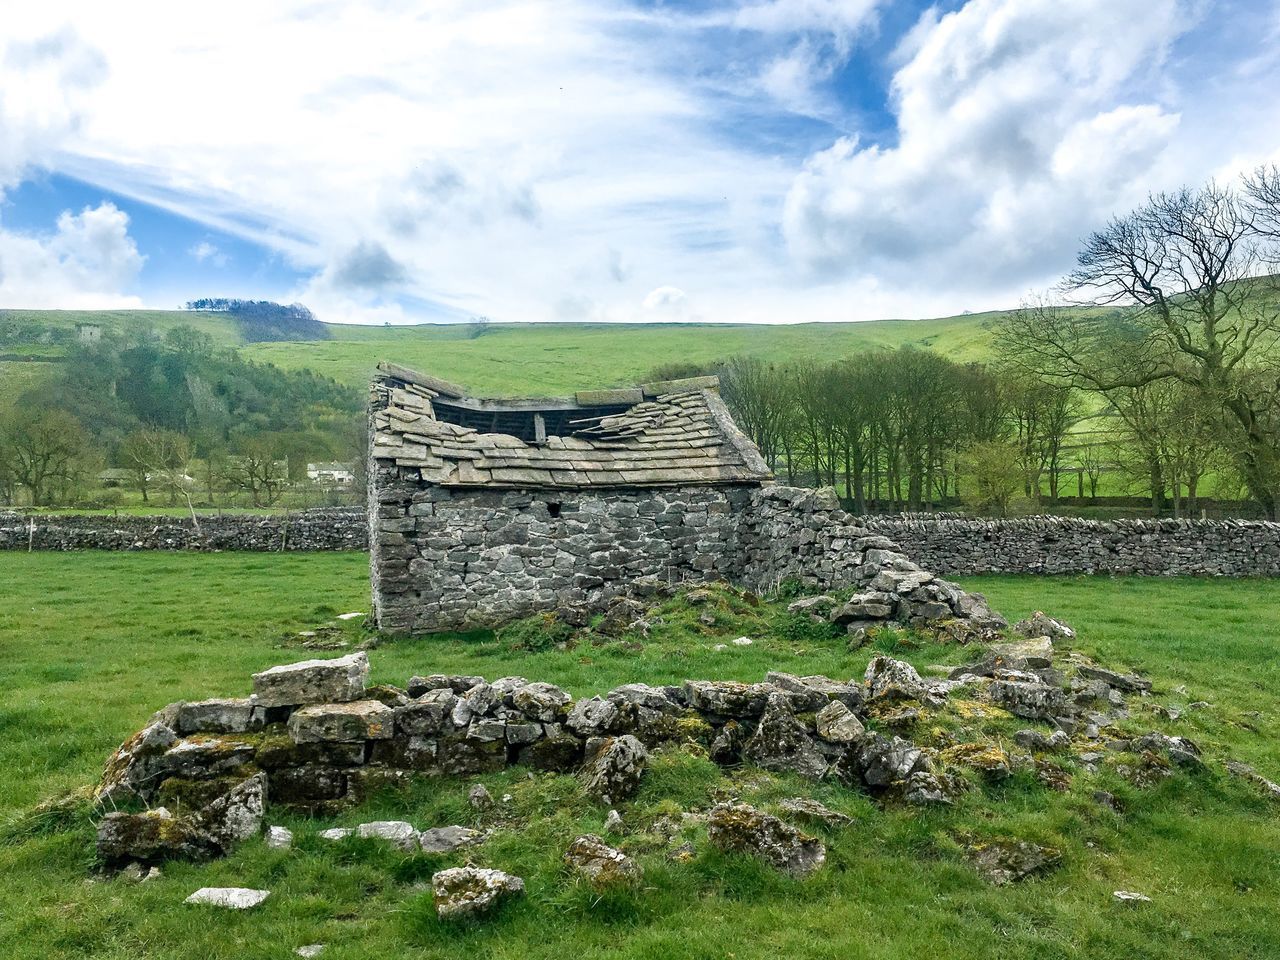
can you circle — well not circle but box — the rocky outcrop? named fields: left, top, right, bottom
left=706, top=803, right=826, bottom=877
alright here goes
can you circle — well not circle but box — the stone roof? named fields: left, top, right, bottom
left=370, top=361, right=772, bottom=489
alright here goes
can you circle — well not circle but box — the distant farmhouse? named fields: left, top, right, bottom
left=75, top=322, right=102, bottom=343
left=307, top=462, right=356, bottom=486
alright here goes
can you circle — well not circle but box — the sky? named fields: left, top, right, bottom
left=1, top=0, right=1279, bottom=324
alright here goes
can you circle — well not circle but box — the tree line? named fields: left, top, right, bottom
left=712, top=166, right=1280, bottom=518
left=0, top=323, right=362, bottom=508
left=183, top=298, right=331, bottom=342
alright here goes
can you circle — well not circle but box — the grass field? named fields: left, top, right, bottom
left=1, top=552, right=1278, bottom=959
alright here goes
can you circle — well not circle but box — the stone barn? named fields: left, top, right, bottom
left=368, top=362, right=1004, bottom=636
left=367, top=362, right=775, bottom=633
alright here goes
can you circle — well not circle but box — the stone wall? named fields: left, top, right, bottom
left=0, top=508, right=367, bottom=552
left=369, top=466, right=757, bottom=632
left=855, top=515, right=1280, bottom=577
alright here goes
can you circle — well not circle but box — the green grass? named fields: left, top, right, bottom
left=1, top=554, right=1278, bottom=959
left=242, top=315, right=998, bottom=392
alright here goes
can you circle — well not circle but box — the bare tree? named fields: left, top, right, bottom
left=121, top=427, right=201, bottom=527
left=719, top=357, right=796, bottom=478
left=0, top=409, right=91, bottom=506
left=997, top=180, right=1280, bottom=516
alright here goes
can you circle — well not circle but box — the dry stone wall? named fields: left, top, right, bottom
left=0, top=508, right=366, bottom=551
left=856, top=515, right=1280, bottom=577
left=370, top=468, right=755, bottom=633
left=10, top=496, right=1280, bottom=581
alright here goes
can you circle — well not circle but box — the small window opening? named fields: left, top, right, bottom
left=547, top=502, right=563, bottom=518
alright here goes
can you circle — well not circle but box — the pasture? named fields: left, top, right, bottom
left=1, top=552, right=1278, bottom=959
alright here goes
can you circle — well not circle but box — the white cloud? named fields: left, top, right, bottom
left=783, top=0, right=1196, bottom=287
left=1, top=0, right=1279, bottom=320
left=188, top=240, right=228, bottom=267
left=0, top=25, right=105, bottom=191
left=0, top=202, right=144, bottom=307
left=642, top=285, right=688, bottom=310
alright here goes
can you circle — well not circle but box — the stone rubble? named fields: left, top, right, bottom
left=92, top=604, right=1252, bottom=890
left=707, top=802, right=826, bottom=877
left=564, top=834, right=643, bottom=888
left=432, top=867, right=525, bottom=919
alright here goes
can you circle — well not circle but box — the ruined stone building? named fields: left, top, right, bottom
left=367, top=362, right=995, bottom=634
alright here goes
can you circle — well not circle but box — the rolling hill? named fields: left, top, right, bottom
left=1, top=307, right=1000, bottom=400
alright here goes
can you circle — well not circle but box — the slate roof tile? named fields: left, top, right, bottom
left=371, top=362, right=771, bottom=489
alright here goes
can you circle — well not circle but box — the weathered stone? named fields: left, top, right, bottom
left=419, top=825, right=485, bottom=854
left=987, top=678, right=1067, bottom=720
left=288, top=700, right=394, bottom=743
left=870, top=569, right=933, bottom=595
left=318, top=827, right=354, bottom=841
left=814, top=701, right=865, bottom=743
left=706, top=802, right=825, bottom=877
left=683, top=680, right=772, bottom=718
left=1223, top=759, right=1280, bottom=800
left=777, top=797, right=852, bottom=827
left=965, top=838, right=1061, bottom=885
left=265, top=825, right=293, bottom=849
left=432, top=867, right=525, bottom=919
left=1012, top=611, right=1075, bottom=643
left=356, top=820, right=420, bottom=851
left=185, top=887, right=271, bottom=909
left=1014, top=729, right=1070, bottom=752
left=1133, top=732, right=1202, bottom=768
left=583, top=735, right=648, bottom=805
left=96, top=720, right=178, bottom=805
left=742, top=694, right=828, bottom=780
left=1114, top=890, right=1153, bottom=904
left=608, top=683, right=684, bottom=713
left=524, top=733, right=584, bottom=771
left=1077, top=664, right=1152, bottom=693
left=845, top=732, right=930, bottom=788
left=505, top=722, right=542, bottom=745
left=512, top=681, right=572, bottom=722
left=195, top=774, right=265, bottom=850
left=564, top=834, right=642, bottom=888
left=97, top=809, right=219, bottom=865
left=864, top=656, right=928, bottom=702
left=939, top=743, right=1012, bottom=779
left=764, top=673, right=831, bottom=712
left=787, top=595, right=835, bottom=615
left=566, top=696, right=622, bottom=736
left=176, top=698, right=260, bottom=735
left=989, top=636, right=1054, bottom=668
left=252, top=652, right=369, bottom=708
left=269, top=766, right=348, bottom=805
left=395, top=688, right=458, bottom=736
left=466, top=719, right=507, bottom=743
left=407, top=674, right=485, bottom=697
left=468, top=783, right=493, bottom=809
left=832, top=592, right=896, bottom=624
left=255, top=734, right=365, bottom=770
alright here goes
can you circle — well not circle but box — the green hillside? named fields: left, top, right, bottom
left=245, top=314, right=997, bottom=393
left=2, top=307, right=1001, bottom=398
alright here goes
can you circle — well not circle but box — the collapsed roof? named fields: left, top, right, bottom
left=370, top=361, right=772, bottom=489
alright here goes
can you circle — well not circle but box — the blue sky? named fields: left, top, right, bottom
left=1, top=0, right=1278, bottom=323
